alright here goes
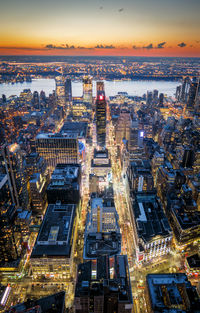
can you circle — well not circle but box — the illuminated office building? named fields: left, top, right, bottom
left=30, top=202, right=77, bottom=280
left=127, top=160, right=154, bottom=193
left=65, top=78, right=72, bottom=103
left=83, top=197, right=121, bottom=260
left=131, top=192, right=172, bottom=263
left=29, top=173, right=48, bottom=214
left=159, top=93, right=164, bottom=106
left=60, top=122, right=88, bottom=162
left=36, top=133, right=78, bottom=171
left=96, top=81, right=104, bottom=93
left=55, top=76, right=66, bottom=108
left=25, top=152, right=48, bottom=180
left=1, top=144, right=29, bottom=209
left=169, top=199, right=200, bottom=246
left=115, top=109, right=131, bottom=146
left=91, top=149, right=111, bottom=177
left=83, top=76, right=92, bottom=103
left=32, top=91, right=40, bottom=109
left=146, top=91, right=153, bottom=105
left=180, top=76, right=190, bottom=102
left=0, top=174, right=18, bottom=264
left=186, top=77, right=199, bottom=111
left=153, top=89, right=158, bottom=102
left=96, top=90, right=107, bottom=148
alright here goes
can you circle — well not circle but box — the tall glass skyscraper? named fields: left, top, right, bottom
left=96, top=90, right=107, bottom=148
left=83, top=76, right=92, bottom=103
left=65, top=78, right=72, bottom=103
left=1, top=143, right=29, bottom=209
left=36, top=133, right=78, bottom=172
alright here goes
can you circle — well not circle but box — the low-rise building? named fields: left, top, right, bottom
left=185, top=253, right=200, bottom=277
left=6, top=291, right=65, bottom=313
left=127, top=160, right=154, bottom=194
left=131, top=192, right=172, bottom=263
left=83, top=197, right=121, bottom=260
left=145, top=273, right=200, bottom=313
left=170, top=204, right=200, bottom=246
left=30, top=202, right=77, bottom=280
left=29, top=173, right=48, bottom=214
left=46, top=163, right=81, bottom=205
left=74, top=255, right=133, bottom=313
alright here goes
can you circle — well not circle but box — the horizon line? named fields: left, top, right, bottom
left=0, top=54, right=200, bottom=58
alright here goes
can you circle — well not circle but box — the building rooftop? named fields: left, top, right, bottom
left=130, top=159, right=152, bottom=176
left=6, top=291, right=65, bottom=313
left=17, top=210, right=31, bottom=221
left=84, top=232, right=121, bottom=259
left=60, top=121, right=88, bottom=138
left=47, top=164, right=80, bottom=191
left=84, top=197, right=121, bottom=259
left=29, top=173, right=41, bottom=183
left=93, top=148, right=109, bottom=159
left=75, top=255, right=133, bottom=305
left=172, top=205, right=200, bottom=231
left=133, top=192, right=172, bottom=244
left=186, top=254, right=200, bottom=269
left=36, top=133, right=77, bottom=140
left=31, top=203, right=76, bottom=258
left=146, top=273, right=200, bottom=313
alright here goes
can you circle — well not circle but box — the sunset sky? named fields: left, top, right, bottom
left=0, top=0, right=200, bottom=56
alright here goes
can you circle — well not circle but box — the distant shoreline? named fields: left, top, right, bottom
left=0, top=55, right=200, bottom=64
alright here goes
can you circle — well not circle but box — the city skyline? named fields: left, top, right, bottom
left=0, top=0, right=200, bottom=57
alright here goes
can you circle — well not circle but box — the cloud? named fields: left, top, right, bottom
left=45, top=44, right=76, bottom=49
left=99, top=6, right=103, bottom=9
left=178, top=42, right=187, bottom=48
left=77, top=46, right=93, bottom=50
left=157, top=42, right=166, bottom=49
left=45, top=43, right=116, bottom=50
left=45, top=44, right=54, bottom=49
left=45, top=44, right=93, bottom=50
left=95, top=44, right=115, bottom=49
left=118, top=8, right=124, bottom=12
left=143, top=43, right=153, bottom=49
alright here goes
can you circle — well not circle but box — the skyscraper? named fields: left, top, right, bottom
left=180, top=76, right=190, bottom=102
left=32, top=91, right=40, bottom=109
left=96, top=90, right=107, bottom=148
left=146, top=91, right=153, bottom=105
left=1, top=144, right=29, bottom=209
left=96, top=81, right=104, bottom=93
left=115, top=109, right=131, bottom=146
left=65, top=78, right=72, bottom=103
left=153, top=89, right=159, bottom=102
left=83, top=76, right=92, bottom=103
left=187, top=77, right=199, bottom=111
left=159, top=93, right=164, bottom=107
left=36, top=133, right=78, bottom=171
left=55, top=76, right=66, bottom=108
left=0, top=173, right=20, bottom=264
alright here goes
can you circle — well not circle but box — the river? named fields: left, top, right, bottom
left=0, top=79, right=180, bottom=98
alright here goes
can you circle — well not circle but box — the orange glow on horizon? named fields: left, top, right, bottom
left=0, top=46, right=199, bottom=57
